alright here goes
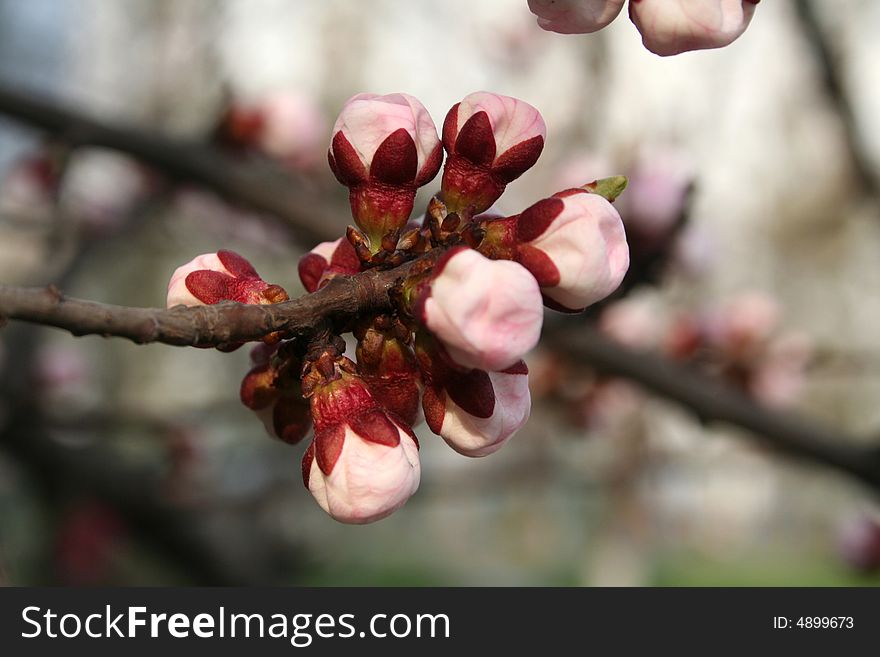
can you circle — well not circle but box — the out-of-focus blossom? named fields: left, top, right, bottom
left=0, top=152, right=59, bottom=217
left=441, top=92, right=545, bottom=215
left=663, top=292, right=811, bottom=407
left=216, top=91, right=328, bottom=170
left=838, top=512, right=880, bottom=573
left=618, top=150, right=693, bottom=240
left=59, top=149, right=152, bottom=232
left=599, top=295, right=665, bottom=350
left=629, top=0, right=760, bottom=57
left=748, top=332, right=812, bottom=408
left=703, top=291, right=781, bottom=360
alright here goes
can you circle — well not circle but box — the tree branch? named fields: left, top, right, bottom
left=0, top=83, right=342, bottom=246
left=0, top=258, right=421, bottom=346
left=2, top=80, right=878, bottom=497
left=794, top=0, right=880, bottom=200
left=545, top=321, right=880, bottom=492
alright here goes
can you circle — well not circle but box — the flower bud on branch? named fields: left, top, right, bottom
left=166, top=250, right=288, bottom=308
left=441, top=92, right=545, bottom=216
left=407, top=246, right=544, bottom=372
left=416, top=332, right=530, bottom=457
left=297, top=237, right=361, bottom=293
left=301, top=350, right=420, bottom=524
left=328, top=93, right=442, bottom=253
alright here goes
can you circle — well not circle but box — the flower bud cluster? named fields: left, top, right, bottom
left=167, top=90, right=632, bottom=523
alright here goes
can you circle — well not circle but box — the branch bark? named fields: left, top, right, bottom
left=0, top=258, right=419, bottom=346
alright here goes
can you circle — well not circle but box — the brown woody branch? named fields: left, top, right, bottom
left=0, top=259, right=419, bottom=346
left=545, top=321, right=880, bottom=491
left=2, top=81, right=880, bottom=495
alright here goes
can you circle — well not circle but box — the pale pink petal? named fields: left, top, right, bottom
left=527, top=192, right=629, bottom=310
left=629, top=0, right=759, bottom=57
left=456, top=92, right=547, bottom=160
left=440, top=369, right=531, bottom=457
left=424, top=249, right=544, bottom=371
left=307, top=424, right=421, bottom=524
left=528, top=0, right=625, bottom=34
left=166, top=253, right=231, bottom=308
left=332, top=92, right=439, bottom=175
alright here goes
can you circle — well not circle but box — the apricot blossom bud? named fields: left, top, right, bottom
left=441, top=92, right=545, bottom=215
left=417, top=334, right=530, bottom=457
left=412, top=247, right=543, bottom=372
left=629, top=0, right=760, bottom=57
left=166, top=250, right=288, bottom=308
left=240, top=344, right=312, bottom=444
left=328, top=93, right=442, bottom=250
left=528, top=0, right=625, bottom=34
left=515, top=189, right=629, bottom=312
left=301, top=354, right=420, bottom=524
left=297, top=237, right=361, bottom=293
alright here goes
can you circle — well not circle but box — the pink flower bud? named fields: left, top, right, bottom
left=414, top=247, right=543, bottom=372
left=441, top=92, right=546, bottom=215
left=629, top=0, right=760, bottom=57
left=240, top=345, right=312, bottom=445
left=418, top=335, right=530, bottom=456
left=515, top=189, right=629, bottom=312
left=166, top=250, right=288, bottom=308
left=328, top=93, right=442, bottom=248
left=528, top=0, right=625, bottom=34
left=302, top=358, right=420, bottom=524
left=297, top=238, right=361, bottom=293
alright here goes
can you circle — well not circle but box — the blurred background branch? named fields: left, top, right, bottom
left=0, top=83, right=340, bottom=246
